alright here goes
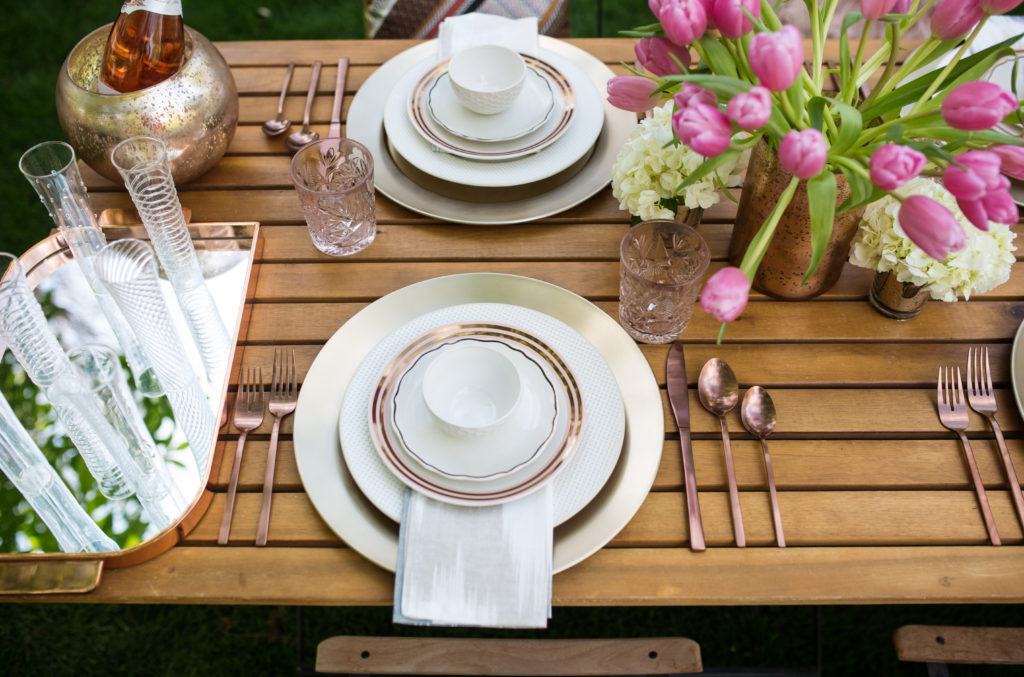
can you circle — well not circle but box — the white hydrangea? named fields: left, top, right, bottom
left=611, top=102, right=748, bottom=221
left=849, top=177, right=1017, bottom=302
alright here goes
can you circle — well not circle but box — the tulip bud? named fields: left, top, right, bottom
left=779, top=129, right=828, bottom=180
left=898, top=195, right=967, bottom=260
left=711, top=0, right=759, bottom=38
left=869, top=144, right=927, bottom=191
left=748, top=26, right=804, bottom=92
left=659, top=0, right=708, bottom=46
left=674, top=82, right=718, bottom=111
left=980, top=0, right=1024, bottom=14
left=991, top=144, right=1024, bottom=180
left=892, top=0, right=912, bottom=11
left=700, top=267, right=751, bottom=323
left=941, top=81, right=1018, bottom=131
left=607, top=76, right=661, bottom=113
left=673, top=103, right=733, bottom=157
left=635, top=37, right=692, bottom=76
left=931, top=0, right=985, bottom=40
left=982, top=190, right=1019, bottom=226
left=957, top=198, right=991, bottom=231
left=726, top=86, right=772, bottom=130
left=943, top=150, right=1008, bottom=201
left=649, top=0, right=664, bottom=17
left=861, top=0, right=899, bottom=20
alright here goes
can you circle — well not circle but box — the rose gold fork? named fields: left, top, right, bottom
left=255, top=349, right=298, bottom=546
left=937, top=366, right=1001, bottom=546
left=218, top=366, right=264, bottom=544
left=967, top=346, right=1024, bottom=531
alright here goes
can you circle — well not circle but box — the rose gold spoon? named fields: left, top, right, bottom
left=698, top=358, right=745, bottom=547
left=741, top=386, right=786, bottom=547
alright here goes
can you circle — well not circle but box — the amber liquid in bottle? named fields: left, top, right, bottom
left=99, top=9, right=184, bottom=93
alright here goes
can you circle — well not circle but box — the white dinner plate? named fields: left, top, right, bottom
left=346, top=38, right=637, bottom=224
left=1011, top=317, right=1024, bottom=422
left=292, top=273, right=662, bottom=573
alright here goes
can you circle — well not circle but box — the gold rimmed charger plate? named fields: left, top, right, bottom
left=293, top=273, right=662, bottom=573
left=370, top=325, right=581, bottom=503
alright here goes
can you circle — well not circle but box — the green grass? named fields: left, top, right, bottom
left=4, top=3, right=1024, bottom=675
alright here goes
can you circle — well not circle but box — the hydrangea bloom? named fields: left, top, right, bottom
left=849, top=177, right=1016, bottom=301
left=611, top=102, right=748, bottom=220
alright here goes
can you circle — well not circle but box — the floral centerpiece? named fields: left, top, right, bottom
left=607, top=0, right=1024, bottom=338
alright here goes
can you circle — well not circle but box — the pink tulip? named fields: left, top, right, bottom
left=635, top=37, right=692, bottom=76
left=941, top=81, right=1018, bottom=131
left=700, top=267, right=750, bottom=322
left=869, top=144, right=927, bottom=191
left=898, top=195, right=967, bottom=260
left=943, top=150, right=1008, bottom=201
left=893, top=0, right=913, bottom=11
left=659, top=0, right=708, bottom=46
left=931, top=0, right=985, bottom=40
left=607, top=76, right=661, bottom=113
left=673, top=103, right=733, bottom=157
left=726, top=86, right=772, bottom=129
left=981, top=190, right=1019, bottom=225
left=649, top=0, right=664, bottom=17
left=748, top=26, right=804, bottom=91
left=957, top=198, right=991, bottom=231
left=674, top=82, right=717, bottom=110
left=980, top=0, right=1024, bottom=13
left=862, top=0, right=899, bottom=20
left=779, top=129, right=828, bottom=180
left=711, top=0, right=759, bottom=38
left=991, top=144, right=1024, bottom=180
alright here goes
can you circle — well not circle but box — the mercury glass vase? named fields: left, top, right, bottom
left=69, top=344, right=185, bottom=528
left=0, top=253, right=141, bottom=501
left=0, top=393, right=117, bottom=553
left=18, top=140, right=162, bottom=397
left=110, top=136, right=230, bottom=385
left=93, top=239, right=216, bottom=474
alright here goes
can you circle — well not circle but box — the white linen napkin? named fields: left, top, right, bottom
left=393, top=485, right=553, bottom=628
left=438, top=12, right=539, bottom=59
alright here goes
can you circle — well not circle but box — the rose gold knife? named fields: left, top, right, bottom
left=667, top=342, right=706, bottom=552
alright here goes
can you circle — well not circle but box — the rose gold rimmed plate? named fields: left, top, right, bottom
left=369, top=326, right=581, bottom=504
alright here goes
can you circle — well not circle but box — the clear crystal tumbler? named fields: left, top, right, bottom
left=93, top=239, right=216, bottom=474
left=0, top=393, right=117, bottom=553
left=0, top=253, right=141, bottom=500
left=18, top=140, right=162, bottom=397
left=290, top=138, right=376, bottom=256
left=110, top=136, right=230, bottom=384
left=619, top=219, right=710, bottom=344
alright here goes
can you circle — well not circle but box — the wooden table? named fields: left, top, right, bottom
left=20, top=38, right=1024, bottom=606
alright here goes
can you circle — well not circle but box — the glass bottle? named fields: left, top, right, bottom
left=99, top=0, right=184, bottom=94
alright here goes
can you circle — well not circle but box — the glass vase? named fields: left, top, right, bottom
left=0, top=393, right=117, bottom=553
left=0, top=253, right=141, bottom=501
left=92, top=239, right=216, bottom=474
left=110, top=136, right=230, bottom=385
left=18, top=140, right=162, bottom=397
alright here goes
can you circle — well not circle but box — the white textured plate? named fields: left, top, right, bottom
left=1011, top=317, right=1024, bottom=422
left=346, top=38, right=637, bottom=224
left=292, top=273, right=662, bottom=573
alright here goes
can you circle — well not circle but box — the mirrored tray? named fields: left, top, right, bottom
left=0, top=219, right=261, bottom=594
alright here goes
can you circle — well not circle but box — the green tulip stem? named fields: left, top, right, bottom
left=909, top=16, right=989, bottom=116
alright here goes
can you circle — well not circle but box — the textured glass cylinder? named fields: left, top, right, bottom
left=18, top=140, right=162, bottom=397
left=0, top=393, right=117, bottom=553
left=69, top=344, right=185, bottom=528
left=93, top=239, right=215, bottom=473
left=110, top=136, right=230, bottom=385
left=0, top=253, right=141, bottom=501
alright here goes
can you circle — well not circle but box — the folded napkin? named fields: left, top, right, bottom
left=394, top=485, right=553, bottom=628
left=438, top=12, right=539, bottom=59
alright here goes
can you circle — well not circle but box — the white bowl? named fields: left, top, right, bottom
left=421, top=343, right=521, bottom=438
left=447, top=45, right=526, bottom=115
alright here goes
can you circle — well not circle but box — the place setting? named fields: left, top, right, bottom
left=346, top=13, right=636, bottom=224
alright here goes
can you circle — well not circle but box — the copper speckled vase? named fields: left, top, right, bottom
left=729, top=141, right=866, bottom=299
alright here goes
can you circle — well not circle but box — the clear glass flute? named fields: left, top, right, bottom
left=0, top=253, right=141, bottom=501
left=0, top=393, right=117, bottom=553
left=18, top=140, right=162, bottom=397
left=110, top=136, right=230, bottom=386
left=69, top=344, right=186, bottom=528
left=93, top=239, right=216, bottom=474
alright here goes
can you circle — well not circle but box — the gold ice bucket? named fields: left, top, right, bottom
left=56, top=24, right=238, bottom=184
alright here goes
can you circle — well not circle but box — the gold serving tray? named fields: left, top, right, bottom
left=0, top=218, right=262, bottom=594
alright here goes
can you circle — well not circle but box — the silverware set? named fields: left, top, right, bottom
left=936, top=347, right=1024, bottom=546
left=267, top=58, right=350, bottom=150
left=219, top=349, right=298, bottom=545
left=666, top=345, right=785, bottom=551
